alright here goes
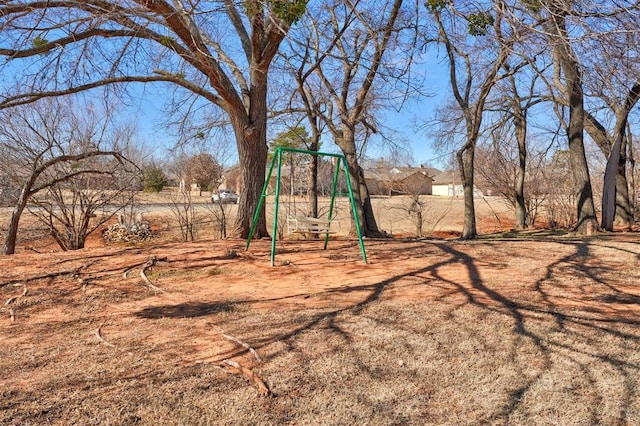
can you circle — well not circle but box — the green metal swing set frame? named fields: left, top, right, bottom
left=246, top=147, right=367, bottom=266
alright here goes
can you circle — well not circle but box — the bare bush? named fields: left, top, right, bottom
left=1, top=98, right=141, bottom=253
left=207, top=201, right=233, bottom=240
left=167, top=187, right=203, bottom=242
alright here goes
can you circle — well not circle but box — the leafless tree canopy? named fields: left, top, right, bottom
left=0, top=97, right=141, bottom=253
left=0, top=0, right=306, bottom=238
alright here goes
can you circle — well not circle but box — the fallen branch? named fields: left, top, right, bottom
left=5, top=284, right=28, bottom=306
left=95, top=321, right=116, bottom=348
left=123, top=267, right=134, bottom=279
left=221, top=359, right=273, bottom=397
left=3, top=284, right=28, bottom=323
left=221, top=332, right=263, bottom=363
left=122, top=257, right=167, bottom=292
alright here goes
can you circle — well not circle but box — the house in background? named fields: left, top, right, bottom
left=220, top=162, right=486, bottom=199
left=219, top=165, right=241, bottom=193
left=364, top=166, right=438, bottom=196
left=431, top=170, right=484, bottom=197
left=431, top=170, right=460, bottom=197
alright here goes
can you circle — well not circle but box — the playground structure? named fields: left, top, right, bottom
left=246, top=147, right=367, bottom=266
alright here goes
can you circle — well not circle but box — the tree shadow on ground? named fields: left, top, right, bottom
left=121, top=237, right=640, bottom=423
left=135, top=301, right=236, bottom=319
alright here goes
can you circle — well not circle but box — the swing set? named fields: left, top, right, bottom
left=246, top=147, right=367, bottom=266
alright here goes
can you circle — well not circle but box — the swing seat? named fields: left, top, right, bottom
left=287, top=216, right=336, bottom=235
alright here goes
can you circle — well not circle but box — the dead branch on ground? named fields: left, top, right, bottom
left=221, top=359, right=274, bottom=397
left=3, top=284, right=28, bottom=323
left=0, top=262, right=95, bottom=288
left=4, top=284, right=28, bottom=306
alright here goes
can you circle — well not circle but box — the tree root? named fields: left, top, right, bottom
left=140, top=258, right=165, bottom=293
left=5, top=284, right=28, bottom=306
left=3, top=284, right=28, bottom=323
left=1, top=263, right=93, bottom=289
left=95, top=321, right=116, bottom=348
left=123, top=257, right=167, bottom=293
left=221, top=359, right=274, bottom=397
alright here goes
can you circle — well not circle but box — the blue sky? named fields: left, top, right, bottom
left=126, top=55, right=453, bottom=169
left=130, top=84, right=450, bottom=169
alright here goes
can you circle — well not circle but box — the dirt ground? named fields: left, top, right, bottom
left=2, top=197, right=640, bottom=424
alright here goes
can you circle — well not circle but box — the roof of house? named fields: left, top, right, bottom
left=431, top=171, right=459, bottom=185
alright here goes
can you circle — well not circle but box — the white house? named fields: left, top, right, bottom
left=431, top=171, right=484, bottom=197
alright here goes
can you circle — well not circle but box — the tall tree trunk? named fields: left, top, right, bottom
left=548, top=11, right=598, bottom=234
left=233, top=119, right=268, bottom=239
left=308, top=131, right=319, bottom=219
left=629, top=128, right=637, bottom=219
left=338, top=127, right=381, bottom=237
left=615, top=135, right=632, bottom=227
left=514, top=110, right=528, bottom=230
left=566, top=70, right=597, bottom=233
left=2, top=189, right=29, bottom=255
left=458, top=143, right=477, bottom=239
left=585, top=113, right=632, bottom=229
left=603, top=127, right=633, bottom=230
left=587, top=91, right=639, bottom=231
left=357, top=167, right=380, bottom=235
left=231, top=69, right=269, bottom=238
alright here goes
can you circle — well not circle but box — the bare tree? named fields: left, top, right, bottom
left=387, top=177, right=447, bottom=238
left=208, top=201, right=233, bottom=239
left=427, top=0, right=512, bottom=239
left=490, top=60, right=546, bottom=230
left=522, top=0, right=640, bottom=232
left=185, top=152, right=223, bottom=196
left=166, top=156, right=201, bottom=242
left=0, top=1, right=307, bottom=239
left=542, top=149, right=576, bottom=228
left=280, top=0, right=417, bottom=236
left=526, top=2, right=598, bottom=233
left=475, top=134, right=551, bottom=228
left=0, top=98, right=140, bottom=254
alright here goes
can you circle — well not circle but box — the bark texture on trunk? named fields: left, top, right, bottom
left=231, top=69, right=269, bottom=239
left=514, top=108, right=527, bottom=230
left=3, top=194, right=27, bottom=255
left=337, top=127, right=381, bottom=237
left=458, top=143, right=477, bottom=240
left=614, top=142, right=632, bottom=228
left=548, top=11, right=598, bottom=234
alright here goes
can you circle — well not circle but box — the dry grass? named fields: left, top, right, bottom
left=2, top=233, right=640, bottom=424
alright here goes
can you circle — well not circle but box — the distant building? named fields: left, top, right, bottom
left=431, top=170, right=484, bottom=197
left=219, top=165, right=241, bottom=193
left=364, top=166, right=438, bottom=196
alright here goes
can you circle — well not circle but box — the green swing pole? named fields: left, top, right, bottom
left=246, top=149, right=279, bottom=250
left=341, top=155, right=367, bottom=264
left=269, top=149, right=285, bottom=266
left=324, top=157, right=342, bottom=250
